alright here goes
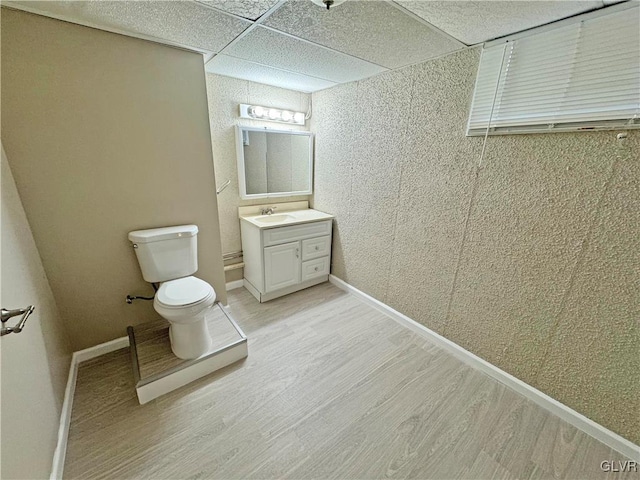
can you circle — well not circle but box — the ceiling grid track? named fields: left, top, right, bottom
left=2, top=0, right=630, bottom=93
left=386, top=0, right=467, bottom=46
left=212, top=0, right=290, bottom=58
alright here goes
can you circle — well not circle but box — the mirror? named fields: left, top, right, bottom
left=235, top=126, right=313, bottom=200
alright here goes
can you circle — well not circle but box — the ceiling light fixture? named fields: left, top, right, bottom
left=239, top=104, right=306, bottom=126
left=310, top=0, right=347, bottom=10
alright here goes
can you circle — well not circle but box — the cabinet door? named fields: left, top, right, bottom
left=264, top=241, right=301, bottom=293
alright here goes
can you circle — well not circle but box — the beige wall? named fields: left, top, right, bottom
left=1, top=146, right=72, bottom=479
left=1, top=9, right=226, bottom=351
left=312, top=47, right=640, bottom=443
left=205, top=74, right=310, bottom=281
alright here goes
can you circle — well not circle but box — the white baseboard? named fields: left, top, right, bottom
left=328, top=275, right=640, bottom=462
left=73, top=336, right=130, bottom=363
left=226, top=279, right=244, bottom=291
left=49, top=355, right=77, bottom=480
left=50, top=336, right=130, bottom=480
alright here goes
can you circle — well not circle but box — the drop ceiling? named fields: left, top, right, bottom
left=3, top=0, right=629, bottom=93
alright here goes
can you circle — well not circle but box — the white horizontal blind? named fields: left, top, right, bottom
left=467, top=44, right=510, bottom=130
left=467, top=6, right=640, bottom=135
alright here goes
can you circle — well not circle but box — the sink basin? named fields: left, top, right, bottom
left=255, top=214, right=296, bottom=224
left=240, top=206, right=334, bottom=229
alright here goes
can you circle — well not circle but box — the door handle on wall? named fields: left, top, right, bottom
left=1, top=305, right=35, bottom=336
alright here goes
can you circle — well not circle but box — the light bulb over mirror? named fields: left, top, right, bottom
left=269, top=109, right=280, bottom=120
left=240, top=104, right=306, bottom=125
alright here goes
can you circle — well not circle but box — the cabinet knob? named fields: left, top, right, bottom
left=315, top=246, right=319, bottom=251
left=314, top=266, right=319, bottom=271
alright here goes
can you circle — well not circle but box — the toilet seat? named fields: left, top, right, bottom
left=156, top=276, right=214, bottom=308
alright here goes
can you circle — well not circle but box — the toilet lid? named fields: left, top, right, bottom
left=156, top=277, right=214, bottom=307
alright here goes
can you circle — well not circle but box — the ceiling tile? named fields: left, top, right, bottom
left=206, top=54, right=337, bottom=92
left=396, top=1, right=603, bottom=45
left=6, top=1, right=251, bottom=52
left=196, top=0, right=280, bottom=20
left=222, top=26, right=387, bottom=83
left=263, top=0, right=464, bottom=69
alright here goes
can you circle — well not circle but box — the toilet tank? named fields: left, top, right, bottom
left=128, top=225, right=198, bottom=283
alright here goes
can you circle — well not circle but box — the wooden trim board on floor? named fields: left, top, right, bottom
left=136, top=341, right=248, bottom=404
left=129, top=304, right=248, bottom=404
left=50, top=337, right=130, bottom=480
left=328, top=274, right=640, bottom=462
left=226, top=279, right=244, bottom=291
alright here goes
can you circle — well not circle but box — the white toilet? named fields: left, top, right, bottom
left=128, top=225, right=215, bottom=359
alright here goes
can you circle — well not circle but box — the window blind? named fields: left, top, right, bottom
left=467, top=6, right=640, bottom=136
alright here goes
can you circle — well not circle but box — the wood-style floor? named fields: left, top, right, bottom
left=132, top=305, right=243, bottom=381
left=64, top=283, right=635, bottom=480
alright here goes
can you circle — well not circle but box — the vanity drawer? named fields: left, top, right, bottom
left=263, top=220, right=332, bottom=247
left=302, top=235, right=331, bottom=261
left=301, top=256, right=329, bottom=281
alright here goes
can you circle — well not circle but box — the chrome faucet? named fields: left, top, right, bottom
left=260, top=206, right=277, bottom=215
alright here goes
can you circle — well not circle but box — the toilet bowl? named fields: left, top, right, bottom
left=154, top=276, right=216, bottom=359
left=129, top=224, right=218, bottom=360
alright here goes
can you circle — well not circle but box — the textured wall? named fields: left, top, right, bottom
left=1, top=146, right=72, bottom=479
left=205, top=74, right=310, bottom=280
left=2, top=10, right=227, bottom=350
left=312, top=47, right=640, bottom=443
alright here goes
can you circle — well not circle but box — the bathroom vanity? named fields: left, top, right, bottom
left=240, top=202, right=333, bottom=302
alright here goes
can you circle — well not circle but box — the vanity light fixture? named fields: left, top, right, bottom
left=239, top=104, right=306, bottom=126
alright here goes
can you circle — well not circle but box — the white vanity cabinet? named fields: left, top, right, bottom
left=240, top=209, right=333, bottom=303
